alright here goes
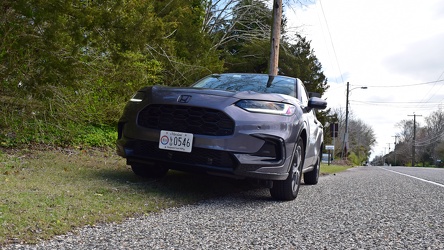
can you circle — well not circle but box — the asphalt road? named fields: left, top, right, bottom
left=7, top=166, right=444, bottom=249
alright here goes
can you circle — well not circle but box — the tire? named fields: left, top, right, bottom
left=131, top=163, right=169, bottom=178
left=304, top=149, right=321, bottom=185
left=270, top=136, right=305, bottom=201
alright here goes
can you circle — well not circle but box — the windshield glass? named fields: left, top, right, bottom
left=192, top=74, right=297, bottom=97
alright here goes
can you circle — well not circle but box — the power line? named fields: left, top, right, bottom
left=416, top=134, right=444, bottom=144
left=414, top=131, right=444, bottom=146
left=354, top=79, right=444, bottom=88
left=419, top=69, right=444, bottom=110
left=352, top=100, right=442, bottom=104
left=350, top=100, right=441, bottom=110
left=314, top=1, right=340, bottom=84
left=318, top=0, right=344, bottom=84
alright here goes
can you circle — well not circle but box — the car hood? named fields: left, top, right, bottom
left=147, top=85, right=297, bottom=107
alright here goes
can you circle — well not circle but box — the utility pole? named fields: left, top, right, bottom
left=408, top=113, right=422, bottom=167
left=341, top=83, right=367, bottom=160
left=267, top=0, right=282, bottom=86
left=387, top=143, right=391, bottom=166
left=392, top=135, right=399, bottom=165
left=342, top=82, right=350, bottom=159
left=383, top=147, right=386, bottom=166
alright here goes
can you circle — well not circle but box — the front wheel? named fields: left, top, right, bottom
left=270, top=136, right=305, bottom=201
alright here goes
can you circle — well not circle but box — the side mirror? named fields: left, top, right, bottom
left=308, top=97, right=327, bottom=110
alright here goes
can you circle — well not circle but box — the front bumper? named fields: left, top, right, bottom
left=117, top=98, right=302, bottom=181
left=117, top=132, right=293, bottom=181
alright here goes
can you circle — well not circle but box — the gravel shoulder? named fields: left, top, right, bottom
left=6, top=166, right=444, bottom=249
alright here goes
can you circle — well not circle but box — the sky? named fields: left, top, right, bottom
left=285, top=0, right=444, bottom=160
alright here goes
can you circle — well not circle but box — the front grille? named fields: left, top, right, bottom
left=137, top=104, right=235, bottom=136
left=133, top=141, right=235, bottom=169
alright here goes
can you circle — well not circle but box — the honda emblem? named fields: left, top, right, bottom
left=177, top=95, right=192, bottom=103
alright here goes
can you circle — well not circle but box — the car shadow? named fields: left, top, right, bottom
left=93, top=165, right=265, bottom=202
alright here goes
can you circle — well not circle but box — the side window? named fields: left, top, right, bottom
left=299, top=80, right=309, bottom=106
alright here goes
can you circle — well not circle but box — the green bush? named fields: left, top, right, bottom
left=348, top=152, right=367, bottom=166
left=0, top=93, right=119, bottom=148
left=72, top=125, right=117, bottom=147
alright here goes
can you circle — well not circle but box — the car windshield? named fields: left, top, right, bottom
left=192, top=74, right=297, bottom=97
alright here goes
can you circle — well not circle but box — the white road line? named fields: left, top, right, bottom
left=380, top=167, right=444, bottom=188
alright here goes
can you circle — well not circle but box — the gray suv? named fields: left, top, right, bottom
left=117, top=73, right=327, bottom=200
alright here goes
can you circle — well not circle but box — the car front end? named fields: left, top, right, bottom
left=117, top=85, right=304, bottom=181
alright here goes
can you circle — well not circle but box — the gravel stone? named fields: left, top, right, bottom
left=5, top=166, right=444, bottom=249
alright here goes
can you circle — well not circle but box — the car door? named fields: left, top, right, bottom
left=306, top=109, right=323, bottom=166
left=299, top=82, right=319, bottom=167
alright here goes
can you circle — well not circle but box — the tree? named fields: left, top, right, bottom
left=436, top=141, right=444, bottom=167
left=1, top=0, right=166, bottom=94
left=279, top=34, right=330, bottom=127
left=151, top=0, right=224, bottom=86
left=393, top=111, right=444, bottom=167
left=203, top=0, right=328, bottom=95
left=392, top=119, right=416, bottom=165
left=396, top=119, right=415, bottom=142
left=203, top=0, right=272, bottom=51
left=329, top=108, right=376, bottom=164
left=213, top=0, right=274, bottom=72
left=393, top=141, right=411, bottom=166
left=417, top=110, right=444, bottom=166
left=279, top=35, right=327, bottom=91
left=206, top=0, right=329, bottom=108
left=1, top=0, right=336, bottom=147
left=1, top=0, right=226, bottom=146
left=348, top=118, right=376, bottom=161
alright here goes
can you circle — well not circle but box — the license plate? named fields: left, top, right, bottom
left=159, top=130, right=193, bottom=153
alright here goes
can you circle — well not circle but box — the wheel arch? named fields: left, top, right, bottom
left=299, top=128, right=308, bottom=156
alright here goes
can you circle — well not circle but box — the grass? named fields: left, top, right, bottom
left=320, top=163, right=352, bottom=175
left=0, top=148, right=255, bottom=246
left=0, top=148, right=351, bottom=246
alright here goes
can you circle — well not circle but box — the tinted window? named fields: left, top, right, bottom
left=299, top=81, right=309, bottom=105
left=193, top=74, right=297, bottom=97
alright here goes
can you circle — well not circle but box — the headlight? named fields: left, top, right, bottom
left=130, top=91, right=145, bottom=102
left=235, top=100, right=296, bottom=116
